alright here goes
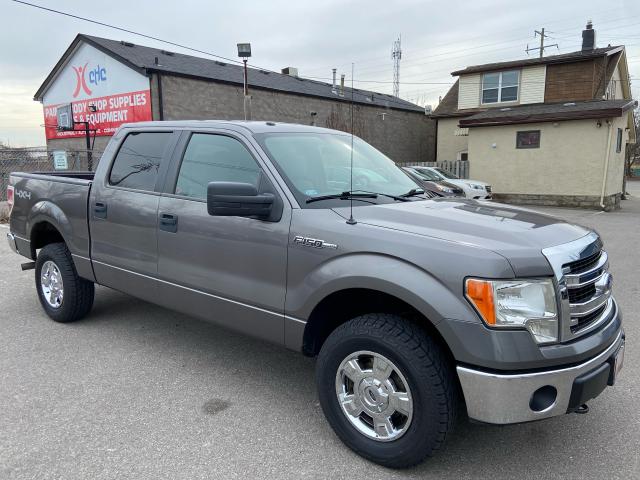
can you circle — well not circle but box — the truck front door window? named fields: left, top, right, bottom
left=175, top=133, right=261, bottom=200
left=109, top=132, right=172, bottom=190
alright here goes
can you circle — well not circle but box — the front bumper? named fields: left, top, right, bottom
left=457, top=329, right=624, bottom=424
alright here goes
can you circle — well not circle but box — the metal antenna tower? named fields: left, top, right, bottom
left=391, top=35, right=402, bottom=97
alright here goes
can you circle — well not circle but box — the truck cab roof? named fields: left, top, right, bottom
left=118, top=120, right=348, bottom=136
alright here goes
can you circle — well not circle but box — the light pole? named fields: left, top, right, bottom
left=237, top=43, right=252, bottom=120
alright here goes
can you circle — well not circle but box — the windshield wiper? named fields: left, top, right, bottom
left=305, top=191, right=378, bottom=204
left=351, top=190, right=410, bottom=202
left=399, top=188, right=426, bottom=198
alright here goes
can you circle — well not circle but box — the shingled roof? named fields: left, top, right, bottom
left=459, top=99, right=636, bottom=127
left=451, top=46, right=623, bottom=76
left=34, top=34, right=424, bottom=113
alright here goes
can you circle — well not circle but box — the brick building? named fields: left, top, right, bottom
left=34, top=34, right=435, bottom=164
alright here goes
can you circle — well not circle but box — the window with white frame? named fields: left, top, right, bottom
left=482, top=70, right=520, bottom=103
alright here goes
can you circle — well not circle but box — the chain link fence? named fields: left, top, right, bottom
left=0, top=148, right=102, bottom=202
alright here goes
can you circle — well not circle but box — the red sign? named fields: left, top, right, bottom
left=43, top=89, right=152, bottom=140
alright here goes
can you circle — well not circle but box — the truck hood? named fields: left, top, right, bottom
left=333, top=198, right=592, bottom=276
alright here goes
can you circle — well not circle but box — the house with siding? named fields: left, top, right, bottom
left=432, top=22, right=636, bottom=209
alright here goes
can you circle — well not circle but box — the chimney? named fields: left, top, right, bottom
left=331, top=68, right=337, bottom=94
left=582, top=21, right=596, bottom=52
left=281, top=67, right=299, bottom=77
left=340, top=74, right=345, bottom=97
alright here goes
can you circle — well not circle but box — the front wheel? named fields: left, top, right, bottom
left=35, top=243, right=95, bottom=323
left=316, top=314, right=457, bottom=468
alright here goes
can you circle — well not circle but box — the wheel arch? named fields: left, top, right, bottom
left=301, top=287, right=455, bottom=365
left=29, top=220, right=66, bottom=258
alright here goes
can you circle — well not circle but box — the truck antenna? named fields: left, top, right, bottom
left=346, top=62, right=357, bottom=225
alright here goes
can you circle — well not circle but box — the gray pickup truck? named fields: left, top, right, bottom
left=6, top=121, right=624, bottom=468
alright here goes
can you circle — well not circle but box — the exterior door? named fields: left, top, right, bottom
left=155, top=131, right=291, bottom=344
left=89, top=129, right=177, bottom=302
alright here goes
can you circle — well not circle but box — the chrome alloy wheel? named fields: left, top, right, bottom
left=335, top=351, right=413, bottom=442
left=40, top=260, right=64, bottom=309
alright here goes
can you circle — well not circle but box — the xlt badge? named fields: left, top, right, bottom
left=293, top=235, right=338, bottom=250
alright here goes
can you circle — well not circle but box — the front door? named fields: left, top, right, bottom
left=155, top=131, right=291, bottom=344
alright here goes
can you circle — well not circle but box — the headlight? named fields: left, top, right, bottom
left=436, top=184, right=454, bottom=193
left=465, top=278, right=558, bottom=344
left=467, top=183, right=485, bottom=190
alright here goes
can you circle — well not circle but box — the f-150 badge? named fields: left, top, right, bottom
left=293, top=235, right=338, bottom=249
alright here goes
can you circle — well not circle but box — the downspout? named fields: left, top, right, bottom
left=599, top=120, right=613, bottom=209
left=157, top=73, right=164, bottom=120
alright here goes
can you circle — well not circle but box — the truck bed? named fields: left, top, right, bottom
left=8, top=171, right=94, bottom=266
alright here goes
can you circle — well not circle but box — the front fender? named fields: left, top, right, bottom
left=285, top=252, right=478, bottom=325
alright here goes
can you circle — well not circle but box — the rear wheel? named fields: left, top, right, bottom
left=35, top=243, right=94, bottom=323
left=316, top=313, right=456, bottom=468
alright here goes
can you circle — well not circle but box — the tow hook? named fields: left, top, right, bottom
left=574, top=404, right=589, bottom=414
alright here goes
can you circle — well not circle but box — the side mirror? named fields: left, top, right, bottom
left=207, top=182, right=274, bottom=218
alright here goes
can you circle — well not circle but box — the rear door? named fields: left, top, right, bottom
left=154, top=129, right=291, bottom=344
left=89, top=129, right=178, bottom=302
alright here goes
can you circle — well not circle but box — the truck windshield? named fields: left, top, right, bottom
left=255, top=132, right=421, bottom=207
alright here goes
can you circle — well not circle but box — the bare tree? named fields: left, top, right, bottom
left=623, top=106, right=639, bottom=197
left=325, top=104, right=365, bottom=137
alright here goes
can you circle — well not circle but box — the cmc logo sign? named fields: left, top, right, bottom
left=72, top=62, right=108, bottom=98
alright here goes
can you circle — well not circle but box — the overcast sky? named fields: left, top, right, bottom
left=1, top=0, right=639, bottom=146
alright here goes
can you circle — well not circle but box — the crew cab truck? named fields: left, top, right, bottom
left=6, top=121, right=624, bottom=468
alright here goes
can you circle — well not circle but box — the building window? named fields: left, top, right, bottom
left=516, top=130, right=541, bottom=149
left=482, top=70, right=519, bottom=104
left=616, top=128, right=623, bottom=153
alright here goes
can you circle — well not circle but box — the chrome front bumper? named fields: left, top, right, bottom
left=6, top=232, right=19, bottom=254
left=457, top=329, right=624, bottom=424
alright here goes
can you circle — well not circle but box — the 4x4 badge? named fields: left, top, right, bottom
left=293, top=235, right=338, bottom=250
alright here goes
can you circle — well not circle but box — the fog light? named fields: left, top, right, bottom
left=529, top=385, right=557, bottom=412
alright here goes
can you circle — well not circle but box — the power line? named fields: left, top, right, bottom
left=10, top=0, right=247, bottom=67
left=301, top=12, right=640, bottom=75
left=9, top=0, right=419, bottom=112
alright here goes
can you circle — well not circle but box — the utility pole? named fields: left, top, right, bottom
left=391, top=35, right=402, bottom=98
left=525, top=28, right=558, bottom=58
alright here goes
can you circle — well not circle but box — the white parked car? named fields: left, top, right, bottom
left=411, top=166, right=492, bottom=200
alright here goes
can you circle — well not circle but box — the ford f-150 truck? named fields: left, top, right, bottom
left=6, top=121, right=624, bottom=468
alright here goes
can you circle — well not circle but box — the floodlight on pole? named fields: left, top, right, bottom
left=237, top=43, right=252, bottom=120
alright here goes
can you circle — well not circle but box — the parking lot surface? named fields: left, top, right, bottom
left=1, top=184, right=639, bottom=480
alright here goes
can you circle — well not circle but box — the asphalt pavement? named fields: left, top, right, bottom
left=1, top=184, right=639, bottom=480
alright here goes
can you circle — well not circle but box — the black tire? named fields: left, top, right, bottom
left=35, top=242, right=94, bottom=323
left=316, top=313, right=457, bottom=469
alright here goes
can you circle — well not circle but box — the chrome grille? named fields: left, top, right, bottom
left=543, top=232, right=615, bottom=342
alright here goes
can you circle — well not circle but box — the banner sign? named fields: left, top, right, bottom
left=41, top=42, right=153, bottom=140
left=44, top=90, right=152, bottom=139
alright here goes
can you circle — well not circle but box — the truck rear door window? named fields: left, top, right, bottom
left=109, top=132, right=173, bottom=191
left=175, top=134, right=261, bottom=200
